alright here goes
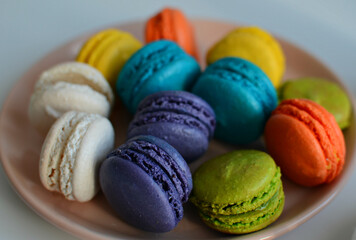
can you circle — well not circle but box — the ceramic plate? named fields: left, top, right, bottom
left=1, top=20, right=355, bottom=240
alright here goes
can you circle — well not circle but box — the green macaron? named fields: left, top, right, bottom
left=278, top=77, right=351, bottom=129
left=190, top=150, right=284, bottom=234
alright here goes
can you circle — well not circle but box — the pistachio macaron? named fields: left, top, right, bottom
left=190, top=150, right=284, bottom=234
left=278, top=77, right=351, bottom=129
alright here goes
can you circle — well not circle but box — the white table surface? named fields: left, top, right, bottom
left=1, top=0, right=356, bottom=239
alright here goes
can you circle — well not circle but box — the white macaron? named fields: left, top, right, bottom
left=39, top=111, right=115, bottom=202
left=28, top=62, right=114, bottom=134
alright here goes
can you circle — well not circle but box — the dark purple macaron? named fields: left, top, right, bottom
left=127, top=91, right=216, bottom=162
left=99, top=135, right=193, bottom=233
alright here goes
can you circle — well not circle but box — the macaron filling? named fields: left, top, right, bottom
left=59, top=114, right=99, bottom=200
left=46, top=112, right=85, bottom=191
left=274, top=100, right=342, bottom=182
left=200, top=187, right=284, bottom=233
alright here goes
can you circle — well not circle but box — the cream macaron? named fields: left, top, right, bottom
left=39, top=111, right=115, bottom=202
left=28, top=62, right=114, bottom=134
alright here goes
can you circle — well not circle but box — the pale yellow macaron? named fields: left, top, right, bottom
left=77, top=29, right=142, bottom=86
left=207, top=26, right=285, bottom=87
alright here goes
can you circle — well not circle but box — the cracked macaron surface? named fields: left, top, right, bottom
left=190, top=150, right=284, bottom=234
left=264, top=99, right=345, bottom=186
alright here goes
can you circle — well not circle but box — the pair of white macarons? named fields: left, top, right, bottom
left=29, top=62, right=116, bottom=202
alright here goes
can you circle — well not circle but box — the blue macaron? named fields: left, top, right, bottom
left=116, top=40, right=201, bottom=113
left=99, top=135, right=192, bottom=232
left=127, top=91, right=216, bottom=162
left=192, top=57, right=278, bottom=144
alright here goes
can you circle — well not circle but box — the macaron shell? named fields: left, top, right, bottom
left=127, top=121, right=208, bottom=162
left=206, top=27, right=285, bottom=87
left=95, top=35, right=142, bottom=86
left=265, top=114, right=328, bottom=186
left=117, top=40, right=200, bottom=113
left=100, top=157, right=177, bottom=232
left=278, top=78, right=351, bottom=129
left=145, top=8, right=198, bottom=59
left=35, top=62, right=114, bottom=104
left=77, top=29, right=119, bottom=62
left=29, top=82, right=110, bottom=134
left=192, top=150, right=277, bottom=205
left=87, top=32, right=122, bottom=66
left=71, top=117, right=114, bottom=202
left=264, top=99, right=345, bottom=186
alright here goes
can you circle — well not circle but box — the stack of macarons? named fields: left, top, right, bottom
left=28, top=6, right=353, bottom=236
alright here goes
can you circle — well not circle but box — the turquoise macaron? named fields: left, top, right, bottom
left=116, top=40, right=201, bottom=113
left=192, top=57, right=277, bottom=144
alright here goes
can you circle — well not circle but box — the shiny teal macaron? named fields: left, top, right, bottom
left=278, top=77, right=351, bottom=129
left=192, top=57, right=277, bottom=144
left=190, top=150, right=284, bottom=234
left=116, top=40, right=201, bottom=113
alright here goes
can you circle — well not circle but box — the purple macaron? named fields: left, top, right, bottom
left=127, top=91, right=216, bottom=162
left=99, top=135, right=192, bottom=233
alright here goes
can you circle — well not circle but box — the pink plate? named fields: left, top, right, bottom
left=1, top=20, right=355, bottom=240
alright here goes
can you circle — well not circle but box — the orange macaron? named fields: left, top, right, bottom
left=145, top=8, right=198, bottom=60
left=264, top=99, right=345, bottom=187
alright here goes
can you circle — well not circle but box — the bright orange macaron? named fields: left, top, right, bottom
left=145, top=8, right=198, bottom=60
left=264, top=99, right=345, bottom=187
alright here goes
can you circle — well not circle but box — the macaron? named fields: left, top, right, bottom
left=192, top=57, right=278, bottom=144
left=206, top=26, right=285, bottom=87
left=99, top=135, right=192, bottom=232
left=127, top=91, right=216, bottom=162
left=116, top=40, right=201, bottom=113
left=77, top=28, right=142, bottom=86
left=39, top=111, right=115, bottom=202
left=190, top=150, right=284, bottom=234
left=264, top=99, right=346, bottom=186
left=28, top=62, right=114, bottom=134
left=145, top=8, right=199, bottom=60
left=278, top=77, right=351, bottom=129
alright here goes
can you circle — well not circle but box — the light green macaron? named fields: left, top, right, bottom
left=190, top=150, right=284, bottom=234
left=278, top=77, right=351, bottom=129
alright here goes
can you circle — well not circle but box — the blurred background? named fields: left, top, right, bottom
left=0, top=0, right=355, bottom=239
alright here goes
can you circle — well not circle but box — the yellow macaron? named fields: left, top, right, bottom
left=207, top=26, right=285, bottom=87
left=77, top=29, right=142, bottom=86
